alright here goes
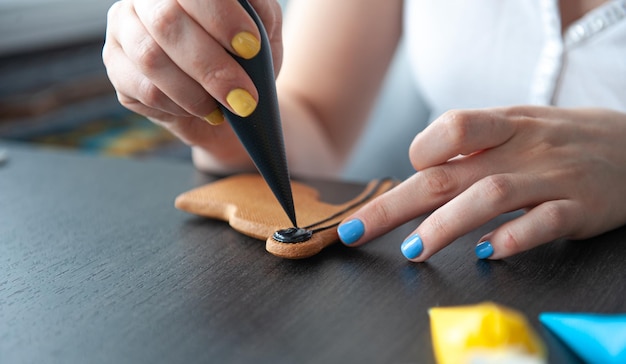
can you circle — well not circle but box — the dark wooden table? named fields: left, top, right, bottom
left=1, top=142, right=625, bottom=364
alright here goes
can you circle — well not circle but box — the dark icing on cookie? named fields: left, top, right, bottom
left=273, top=227, right=313, bottom=243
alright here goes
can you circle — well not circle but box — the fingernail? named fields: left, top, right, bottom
left=475, top=241, right=494, bottom=259
left=231, top=31, right=260, bottom=59
left=401, top=234, right=423, bottom=260
left=338, top=219, right=364, bottom=245
left=204, top=109, right=225, bottom=125
left=226, top=88, right=257, bottom=117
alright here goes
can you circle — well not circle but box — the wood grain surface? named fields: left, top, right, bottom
left=1, top=142, right=625, bottom=364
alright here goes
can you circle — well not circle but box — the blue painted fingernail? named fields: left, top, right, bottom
left=475, top=241, right=494, bottom=259
left=338, top=219, right=365, bottom=245
left=401, top=234, right=423, bottom=260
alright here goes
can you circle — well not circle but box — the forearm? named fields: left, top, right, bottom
left=279, top=93, right=346, bottom=178
left=277, top=0, right=404, bottom=177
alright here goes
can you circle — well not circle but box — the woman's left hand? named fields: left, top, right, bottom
left=337, top=106, right=626, bottom=261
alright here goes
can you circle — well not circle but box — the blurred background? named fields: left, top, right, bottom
left=0, top=0, right=194, bottom=161
left=0, top=0, right=426, bottom=181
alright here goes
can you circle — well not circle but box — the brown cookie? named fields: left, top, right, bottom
left=175, top=174, right=396, bottom=259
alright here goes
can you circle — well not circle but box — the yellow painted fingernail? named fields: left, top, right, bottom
left=226, top=88, right=256, bottom=117
left=204, top=109, right=225, bottom=126
left=231, top=31, right=260, bottom=59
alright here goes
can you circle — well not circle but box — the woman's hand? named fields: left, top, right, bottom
left=338, top=106, right=626, bottom=261
left=102, top=0, right=283, bottom=169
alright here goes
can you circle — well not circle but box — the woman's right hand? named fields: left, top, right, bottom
left=102, top=0, right=283, bottom=167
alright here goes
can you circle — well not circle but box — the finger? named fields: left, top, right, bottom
left=337, top=155, right=494, bottom=247
left=111, top=91, right=231, bottom=150
left=337, top=160, right=472, bottom=247
left=475, top=200, right=583, bottom=260
left=105, top=62, right=225, bottom=149
left=410, top=108, right=517, bottom=170
left=338, top=133, right=542, bottom=249
left=113, top=92, right=217, bottom=148
left=103, top=39, right=191, bottom=117
left=111, top=1, right=219, bottom=118
left=336, top=174, right=427, bottom=246
left=150, top=115, right=235, bottom=149
left=133, top=0, right=258, bottom=117
left=406, top=173, right=559, bottom=262
left=116, top=92, right=185, bottom=123
left=177, top=0, right=261, bottom=59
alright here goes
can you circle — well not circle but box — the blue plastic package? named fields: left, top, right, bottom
left=539, top=312, right=626, bottom=364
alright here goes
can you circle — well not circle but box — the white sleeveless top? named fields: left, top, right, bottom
left=404, top=0, right=626, bottom=117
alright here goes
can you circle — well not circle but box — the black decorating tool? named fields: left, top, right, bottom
left=219, top=0, right=297, bottom=227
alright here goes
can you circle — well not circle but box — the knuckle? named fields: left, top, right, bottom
left=479, top=175, right=514, bottom=206
left=422, top=168, right=458, bottom=197
left=107, top=1, right=121, bottom=21
left=117, top=93, right=143, bottom=114
left=425, top=213, right=450, bottom=241
left=502, top=105, right=527, bottom=118
left=200, top=61, right=237, bottom=88
left=440, top=109, right=472, bottom=148
left=365, top=197, right=396, bottom=230
left=135, top=37, right=164, bottom=72
left=149, top=1, right=181, bottom=36
left=137, top=79, right=165, bottom=109
left=184, top=93, right=214, bottom=116
left=500, top=228, right=524, bottom=254
left=101, top=43, right=112, bottom=66
left=540, top=203, right=570, bottom=237
left=117, top=93, right=134, bottom=108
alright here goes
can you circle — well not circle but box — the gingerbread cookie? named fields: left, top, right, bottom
left=175, top=174, right=396, bottom=259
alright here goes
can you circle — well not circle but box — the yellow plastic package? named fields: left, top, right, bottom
left=429, top=302, right=546, bottom=364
